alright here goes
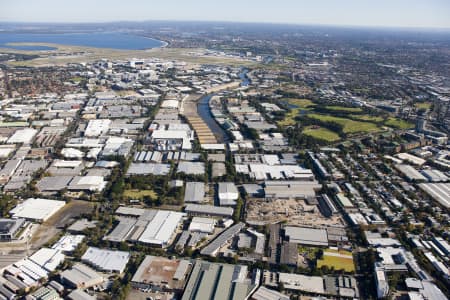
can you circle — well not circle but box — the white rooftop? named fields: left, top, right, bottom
left=52, top=234, right=85, bottom=253
left=138, top=210, right=185, bottom=246
left=82, top=247, right=130, bottom=273
left=9, top=198, right=65, bottom=222
left=7, top=128, right=38, bottom=144
left=29, top=248, right=65, bottom=272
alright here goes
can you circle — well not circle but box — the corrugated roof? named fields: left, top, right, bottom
left=184, top=182, right=205, bottom=203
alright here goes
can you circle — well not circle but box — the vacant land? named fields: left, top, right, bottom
left=47, top=200, right=94, bottom=228
left=385, top=117, right=414, bottom=129
left=246, top=198, right=344, bottom=227
left=123, top=189, right=157, bottom=200
left=307, top=113, right=380, bottom=134
left=317, top=249, right=355, bottom=272
left=302, top=126, right=340, bottom=142
left=30, top=200, right=93, bottom=250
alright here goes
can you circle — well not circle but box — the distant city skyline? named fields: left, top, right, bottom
left=1, top=0, right=450, bottom=29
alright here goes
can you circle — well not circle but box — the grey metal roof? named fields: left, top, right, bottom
left=36, top=176, right=73, bottom=192
left=395, top=164, right=427, bottom=181
left=284, top=226, right=328, bottom=246
left=251, top=286, right=290, bottom=300
left=212, top=162, right=226, bottom=178
left=200, top=222, right=245, bottom=256
left=181, top=261, right=254, bottom=300
left=61, top=263, right=103, bottom=288
left=418, top=183, right=450, bottom=208
left=208, top=154, right=226, bottom=162
left=104, top=217, right=136, bottom=242
left=67, top=289, right=96, bottom=300
left=177, top=162, right=205, bottom=175
left=185, top=204, right=233, bottom=217
left=184, top=182, right=205, bottom=203
left=126, top=163, right=171, bottom=176
left=242, top=184, right=264, bottom=196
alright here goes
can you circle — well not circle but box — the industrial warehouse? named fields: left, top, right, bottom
left=0, top=15, right=449, bottom=300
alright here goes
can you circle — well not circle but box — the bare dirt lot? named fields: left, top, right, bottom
left=30, top=200, right=94, bottom=250
left=245, top=198, right=345, bottom=227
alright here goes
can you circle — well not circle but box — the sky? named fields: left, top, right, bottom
left=1, top=0, right=450, bottom=29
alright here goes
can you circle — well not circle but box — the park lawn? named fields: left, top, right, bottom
left=385, top=117, right=414, bottom=129
left=352, top=115, right=384, bottom=122
left=284, top=98, right=315, bottom=108
left=325, top=106, right=363, bottom=113
left=302, top=126, right=341, bottom=142
left=278, top=99, right=316, bottom=127
left=278, top=108, right=300, bottom=126
left=70, top=76, right=83, bottom=82
left=414, top=102, right=432, bottom=110
left=324, top=248, right=352, bottom=255
left=317, top=250, right=355, bottom=272
left=123, top=189, right=157, bottom=200
left=307, top=113, right=380, bottom=134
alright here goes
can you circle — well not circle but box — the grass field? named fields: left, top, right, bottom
left=317, top=249, right=355, bottom=272
left=284, top=98, right=316, bottom=108
left=414, top=102, right=432, bottom=110
left=277, top=98, right=315, bottom=127
left=123, top=189, right=157, bottom=200
left=325, top=106, right=363, bottom=113
left=351, top=115, right=384, bottom=122
left=70, top=76, right=83, bottom=82
left=307, top=113, right=380, bottom=133
left=302, top=126, right=341, bottom=142
left=278, top=108, right=300, bottom=126
left=385, top=117, right=414, bottom=129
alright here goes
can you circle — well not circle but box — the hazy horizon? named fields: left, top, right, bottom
left=1, top=0, right=450, bottom=29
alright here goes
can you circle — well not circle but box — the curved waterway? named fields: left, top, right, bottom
left=197, top=94, right=230, bottom=143
left=196, top=69, right=249, bottom=143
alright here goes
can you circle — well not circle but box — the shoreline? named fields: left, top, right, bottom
left=141, top=35, right=169, bottom=49
left=0, top=32, right=166, bottom=51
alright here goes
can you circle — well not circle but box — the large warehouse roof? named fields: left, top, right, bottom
left=138, top=210, right=185, bottom=246
left=82, top=247, right=130, bottom=274
left=278, top=273, right=325, bottom=294
left=126, top=163, right=171, bottom=176
left=218, top=182, right=239, bottom=206
left=182, top=261, right=256, bottom=300
left=284, top=226, right=328, bottom=247
left=184, top=182, right=205, bottom=203
left=395, top=164, right=427, bottom=181
left=29, top=248, right=65, bottom=272
left=7, top=128, right=38, bottom=144
left=61, top=263, right=104, bottom=289
left=185, top=204, right=234, bottom=217
left=418, top=183, right=450, bottom=208
left=9, top=198, right=66, bottom=222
